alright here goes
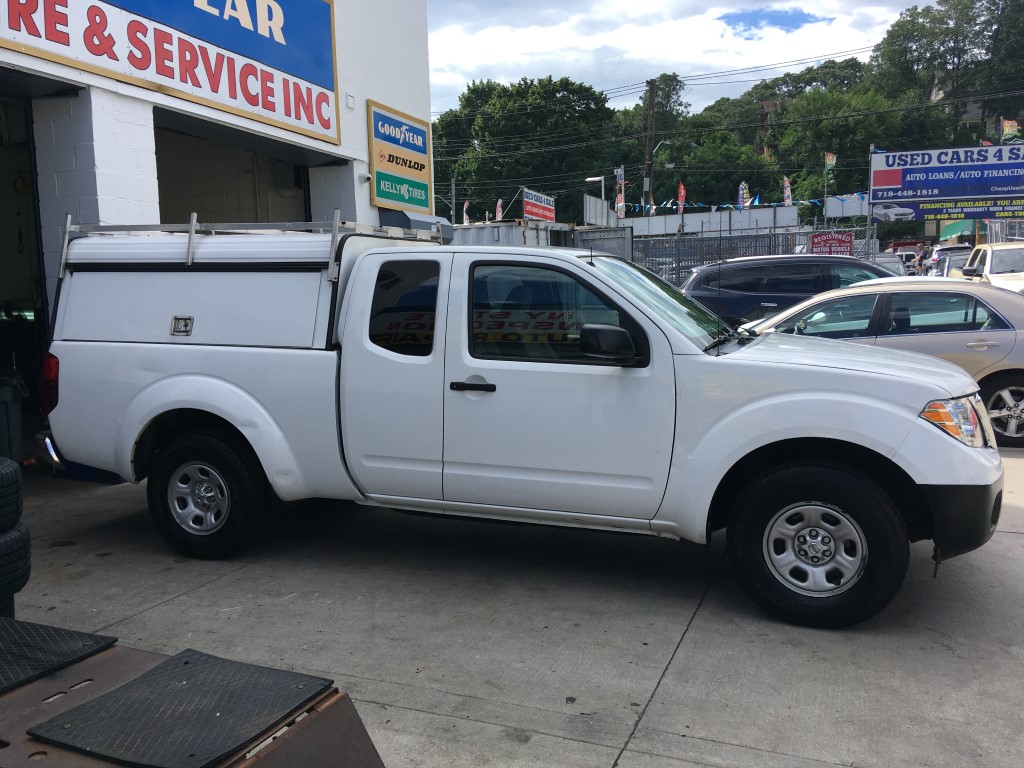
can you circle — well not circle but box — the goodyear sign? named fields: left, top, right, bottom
left=0, top=0, right=339, bottom=144
left=368, top=100, right=432, bottom=215
left=869, top=146, right=1024, bottom=222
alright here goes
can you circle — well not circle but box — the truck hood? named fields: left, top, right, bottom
left=984, top=273, right=1024, bottom=289
left=735, top=332, right=976, bottom=397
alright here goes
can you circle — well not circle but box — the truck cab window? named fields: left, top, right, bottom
left=470, top=264, right=632, bottom=362
left=368, top=260, right=440, bottom=356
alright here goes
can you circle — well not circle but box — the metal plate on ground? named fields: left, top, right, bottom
left=0, top=618, right=117, bottom=695
left=28, top=648, right=334, bottom=768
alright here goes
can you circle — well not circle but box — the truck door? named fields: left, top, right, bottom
left=441, top=254, right=676, bottom=518
left=339, top=251, right=452, bottom=500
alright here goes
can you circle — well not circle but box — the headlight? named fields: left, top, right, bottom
left=920, top=395, right=994, bottom=448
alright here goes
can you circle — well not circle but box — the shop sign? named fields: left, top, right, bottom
left=368, top=100, right=432, bottom=214
left=523, top=187, right=555, bottom=221
left=869, top=146, right=1024, bottom=222
left=0, top=0, right=339, bottom=144
left=808, top=231, right=854, bottom=256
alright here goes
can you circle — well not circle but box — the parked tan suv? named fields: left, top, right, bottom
left=962, top=243, right=1024, bottom=290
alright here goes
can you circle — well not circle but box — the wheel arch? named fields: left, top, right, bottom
left=706, top=437, right=931, bottom=543
left=976, top=367, right=1024, bottom=391
left=116, top=374, right=307, bottom=499
left=133, top=409, right=261, bottom=483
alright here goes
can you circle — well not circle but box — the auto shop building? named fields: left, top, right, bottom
left=0, top=0, right=434, bottom=458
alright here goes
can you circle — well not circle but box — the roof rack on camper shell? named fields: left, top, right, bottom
left=59, top=210, right=442, bottom=280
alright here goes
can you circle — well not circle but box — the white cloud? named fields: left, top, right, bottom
left=428, top=0, right=918, bottom=115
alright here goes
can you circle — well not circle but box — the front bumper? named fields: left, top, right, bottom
left=920, top=469, right=1003, bottom=559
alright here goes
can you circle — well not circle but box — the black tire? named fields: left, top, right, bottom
left=981, top=374, right=1024, bottom=448
left=0, top=521, right=31, bottom=595
left=0, top=456, right=23, bottom=534
left=0, top=592, right=13, bottom=619
left=147, top=431, right=267, bottom=559
left=728, top=464, right=909, bottom=629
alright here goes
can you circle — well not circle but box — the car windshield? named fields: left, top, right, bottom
left=991, top=247, right=1024, bottom=274
left=590, top=256, right=725, bottom=346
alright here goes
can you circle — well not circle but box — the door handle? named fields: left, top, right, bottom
left=966, top=340, right=999, bottom=349
left=761, top=302, right=778, bottom=307
left=450, top=381, right=497, bottom=392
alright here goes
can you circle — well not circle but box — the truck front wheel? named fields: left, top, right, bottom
left=728, top=465, right=909, bottom=628
left=147, top=431, right=265, bottom=559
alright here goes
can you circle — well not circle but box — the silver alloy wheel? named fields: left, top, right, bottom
left=167, top=462, right=230, bottom=536
left=762, top=502, right=868, bottom=598
left=986, top=384, right=1024, bottom=440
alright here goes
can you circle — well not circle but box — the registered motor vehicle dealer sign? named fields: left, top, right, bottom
left=809, top=231, right=854, bottom=255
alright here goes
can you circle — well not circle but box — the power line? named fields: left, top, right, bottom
left=431, top=45, right=879, bottom=118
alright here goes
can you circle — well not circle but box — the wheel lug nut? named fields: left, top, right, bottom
left=824, top=550, right=832, bottom=557
left=822, top=536, right=831, bottom=545
left=798, top=549, right=808, bottom=557
left=798, top=535, right=807, bottom=544
left=811, top=556, right=820, bottom=564
left=809, top=530, right=819, bottom=539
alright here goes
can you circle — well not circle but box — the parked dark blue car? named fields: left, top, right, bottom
left=681, top=255, right=894, bottom=325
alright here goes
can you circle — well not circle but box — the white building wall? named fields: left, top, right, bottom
left=33, top=87, right=160, bottom=309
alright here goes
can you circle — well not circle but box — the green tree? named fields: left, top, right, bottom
left=433, top=76, right=616, bottom=224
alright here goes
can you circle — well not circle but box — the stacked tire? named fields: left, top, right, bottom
left=0, top=457, right=30, bottom=620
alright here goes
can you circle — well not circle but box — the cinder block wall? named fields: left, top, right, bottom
left=33, top=87, right=160, bottom=311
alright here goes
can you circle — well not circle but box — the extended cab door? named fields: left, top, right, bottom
left=339, top=251, right=452, bottom=500
left=441, top=254, right=676, bottom=518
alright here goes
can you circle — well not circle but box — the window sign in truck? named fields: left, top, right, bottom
left=39, top=218, right=1003, bottom=628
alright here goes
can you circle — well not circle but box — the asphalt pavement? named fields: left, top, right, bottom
left=10, top=451, right=1024, bottom=768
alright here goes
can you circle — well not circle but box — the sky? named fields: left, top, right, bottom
left=427, top=0, right=922, bottom=116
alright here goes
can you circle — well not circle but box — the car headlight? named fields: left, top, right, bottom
left=920, top=395, right=995, bottom=448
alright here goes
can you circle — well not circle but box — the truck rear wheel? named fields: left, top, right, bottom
left=147, top=431, right=266, bottom=559
left=728, top=465, right=908, bottom=628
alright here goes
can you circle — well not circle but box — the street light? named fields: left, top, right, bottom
left=585, top=176, right=605, bottom=201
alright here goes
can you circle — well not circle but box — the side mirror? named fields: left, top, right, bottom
left=581, top=324, right=636, bottom=363
left=961, top=266, right=978, bottom=277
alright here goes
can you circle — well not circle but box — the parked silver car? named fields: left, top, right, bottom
left=749, top=277, right=1024, bottom=446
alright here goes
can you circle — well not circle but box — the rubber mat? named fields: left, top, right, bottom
left=0, top=618, right=117, bottom=695
left=28, top=648, right=334, bottom=768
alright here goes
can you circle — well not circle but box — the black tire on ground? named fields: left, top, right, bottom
left=0, top=521, right=31, bottom=596
left=147, top=431, right=267, bottom=559
left=727, top=464, right=909, bottom=629
left=0, top=456, right=23, bottom=534
left=981, top=374, right=1024, bottom=448
left=0, top=592, right=13, bottom=619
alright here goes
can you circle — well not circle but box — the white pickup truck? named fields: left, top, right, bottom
left=40, top=219, right=1003, bottom=628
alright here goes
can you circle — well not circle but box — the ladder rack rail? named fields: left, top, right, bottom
left=59, top=210, right=441, bottom=279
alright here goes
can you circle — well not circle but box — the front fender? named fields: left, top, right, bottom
left=117, top=375, right=305, bottom=499
left=654, top=392, right=919, bottom=544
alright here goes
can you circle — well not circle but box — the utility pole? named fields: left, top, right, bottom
left=642, top=79, right=658, bottom=215
left=451, top=178, right=456, bottom=222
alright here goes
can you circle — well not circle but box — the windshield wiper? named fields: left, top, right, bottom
left=703, top=325, right=759, bottom=354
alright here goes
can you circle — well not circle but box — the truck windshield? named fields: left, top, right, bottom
left=589, top=256, right=725, bottom=345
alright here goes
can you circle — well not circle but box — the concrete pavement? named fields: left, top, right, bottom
left=10, top=452, right=1024, bottom=767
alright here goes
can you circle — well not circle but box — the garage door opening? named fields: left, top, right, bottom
left=0, top=97, right=45, bottom=460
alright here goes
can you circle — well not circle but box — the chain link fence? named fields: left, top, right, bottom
left=632, top=229, right=879, bottom=285
left=987, top=220, right=1024, bottom=243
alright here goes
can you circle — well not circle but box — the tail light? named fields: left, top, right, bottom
left=41, top=353, right=59, bottom=416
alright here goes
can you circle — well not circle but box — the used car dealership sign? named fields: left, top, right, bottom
left=523, top=187, right=555, bottom=221
left=869, top=146, right=1024, bottom=223
left=0, top=0, right=339, bottom=144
